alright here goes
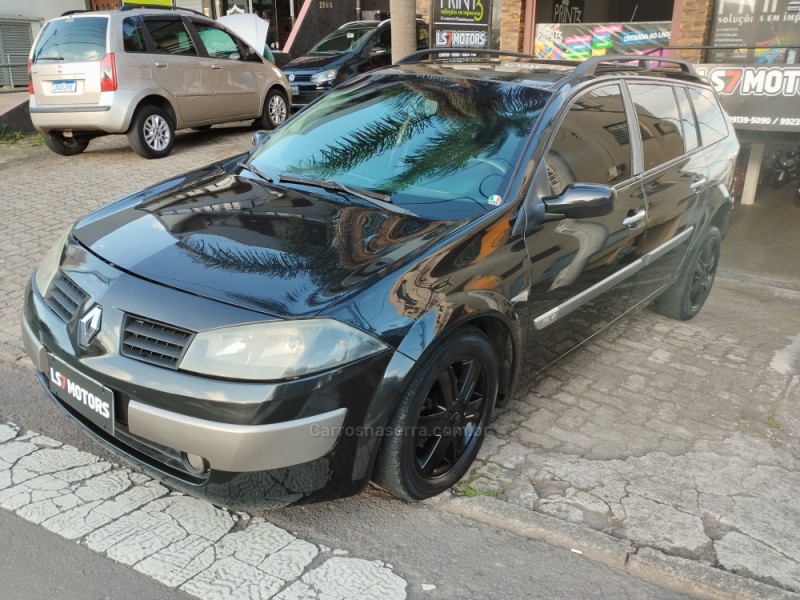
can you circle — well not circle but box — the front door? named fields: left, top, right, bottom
left=521, top=83, right=648, bottom=376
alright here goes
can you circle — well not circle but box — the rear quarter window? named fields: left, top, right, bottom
left=689, top=88, right=729, bottom=146
left=628, top=83, right=685, bottom=170
left=33, top=17, right=108, bottom=62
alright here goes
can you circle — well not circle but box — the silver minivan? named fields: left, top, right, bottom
left=28, top=8, right=291, bottom=158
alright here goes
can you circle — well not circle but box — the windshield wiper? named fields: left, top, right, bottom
left=236, top=162, right=273, bottom=183
left=279, top=174, right=413, bottom=215
left=37, top=56, right=65, bottom=61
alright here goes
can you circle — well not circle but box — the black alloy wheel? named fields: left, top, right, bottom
left=654, top=225, right=722, bottom=320
left=374, top=327, right=498, bottom=501
left=42, top=132, right=90, bottom=156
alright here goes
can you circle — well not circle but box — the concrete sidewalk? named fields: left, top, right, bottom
left=0, top=130, right=798, bottom=598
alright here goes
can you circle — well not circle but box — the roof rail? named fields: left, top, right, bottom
left=396, top=48, right=537, bottom=64
left=573, top=55, right=695, bottom=76
left=119, top=4, right=205, bottom=16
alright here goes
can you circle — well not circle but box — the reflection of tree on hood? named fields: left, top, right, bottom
left=289, top=75, right=547, bottom=192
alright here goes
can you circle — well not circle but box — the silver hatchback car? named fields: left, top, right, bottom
left=28, top=8, right=291, bottom=158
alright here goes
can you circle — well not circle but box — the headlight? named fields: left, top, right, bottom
left=35, top=228, right=71, bottom=296
left=180, top=319, right=387, bottom=381
left=310, top=69, right=338, bottom=85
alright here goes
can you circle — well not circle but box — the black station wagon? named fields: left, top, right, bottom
left=22, top=52, right=739, bottom=509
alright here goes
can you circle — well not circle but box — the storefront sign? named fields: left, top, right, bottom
left=697, top=64, right=800, bottom=131
left=710, top=0, right=800, bottom=62
left=431, top=0, right=492, bottom=53
left=552, top=0, right=584, bottom=24
left=534, top=21, right=671, bottom=60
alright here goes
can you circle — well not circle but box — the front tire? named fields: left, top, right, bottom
left=654, top=226, right=722, bottom=320
left=373, top=327, right=498, bottom=501
left=128, top=105, right=175, bottom=159
left=42, top=132, right=89, bottom=156
left=258, top=88, right=288, bottom=129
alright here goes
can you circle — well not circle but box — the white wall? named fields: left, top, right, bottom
left=1, top=0, right=87, bottom=37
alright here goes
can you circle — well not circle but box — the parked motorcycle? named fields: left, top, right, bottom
left=771, top=146, right=799, bottom=189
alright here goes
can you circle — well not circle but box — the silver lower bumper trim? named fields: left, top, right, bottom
left=128, top=400, right=347, bottom=472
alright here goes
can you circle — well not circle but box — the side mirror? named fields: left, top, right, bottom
left=541, top=183, right=616, bottom=220
left=252, top=130, right=271, bottom=146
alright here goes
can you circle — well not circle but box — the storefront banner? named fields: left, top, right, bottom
left=697, top=64, right=800, bottom=131
left=534, top=21, right=672, bottom=60
left=431, top=0, right=492, bottom=52
left=710, top=0, right=800, bottom=62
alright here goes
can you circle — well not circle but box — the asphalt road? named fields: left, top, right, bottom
left=0, top=360, right=693, bottom=600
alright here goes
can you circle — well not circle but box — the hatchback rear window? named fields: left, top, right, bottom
left=33, top=17, right=108, bottom=63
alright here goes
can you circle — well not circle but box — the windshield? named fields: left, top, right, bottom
left=309, top=27, right=375, bottom=53
left=33, top=17, right=108, bottom=62
left=249, top=74, right=549, bottom=220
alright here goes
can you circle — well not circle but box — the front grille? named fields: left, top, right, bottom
left=121, top=315, right=193, bottom=370
left=45, top=272, right=87, bottom=322
left=289, top=73, right=312, bottom=82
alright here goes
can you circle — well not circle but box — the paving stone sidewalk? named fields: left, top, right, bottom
left=1, top=130, right=799, bottom=596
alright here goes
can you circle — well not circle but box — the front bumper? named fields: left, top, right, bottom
left=21, top=242, right=398, bottom=508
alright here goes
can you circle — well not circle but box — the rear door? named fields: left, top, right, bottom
left=141, top=15, right=213, bottom=124
left=190, top=20, right=262, bottom=120
left=625, top=82, right=708, bottom=306
left=30, top=15, right=109, bottom=107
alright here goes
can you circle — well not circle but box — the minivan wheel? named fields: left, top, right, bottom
left=128, top=105, right=175, bottom=159
left=654, top=226, right=722, bottom=320
left=258, top=89, right=288, bottom=129
left=373, top=327, right=498, bottom=501
left=42, top=132, right=89, bottom=156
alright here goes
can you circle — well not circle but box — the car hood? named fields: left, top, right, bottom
left=72, top=167, right=452, bottom=319
left=284, top=52, right=349, bottom=71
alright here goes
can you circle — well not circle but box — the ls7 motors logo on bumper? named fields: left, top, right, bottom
left=697, top=66, right=800, bottom=97
left=435, top=30, right=488, bottom=48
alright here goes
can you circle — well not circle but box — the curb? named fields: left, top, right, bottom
left=717, top=270, right=800, bottom=292
left=439, top=495, right=800, bottom=600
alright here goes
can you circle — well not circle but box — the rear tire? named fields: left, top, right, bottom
left=258, top=88, right=288, bottom=129
left=373, top=327, right=498, bottom=501
left=42, top=132, right=89, bottom=156
left=128, top=105, right=175, bottom=159
left=654, top=226, right=722, bottom=320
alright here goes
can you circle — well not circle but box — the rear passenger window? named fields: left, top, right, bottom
left=547, top=84, right=632, bottom=192
left=122, top=17, right=147, bottom=53
left=676, top=87, right=699, bottom=152
left=628, top=84, right=684, bottom=171
left=689, top=88, right=729, bottom=146
left=143, top=18, right=197, bottom=56
left=194, top=23, right=242, bottom=60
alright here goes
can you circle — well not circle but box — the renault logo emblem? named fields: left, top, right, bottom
left=78, top=305, right=102, bottom=348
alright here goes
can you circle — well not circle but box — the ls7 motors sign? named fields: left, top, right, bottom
left=432, top=0, right=492, bottom=54
left=697, top=64, right=800, bottom=131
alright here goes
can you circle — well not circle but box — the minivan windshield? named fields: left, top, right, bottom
left=249, top=74, right=549, bottom=220
left=33, top=17, right=108, bottom=62
left=309, top=27, right=375, bottom=53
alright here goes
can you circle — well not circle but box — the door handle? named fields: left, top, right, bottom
left=623, top=209, right=646, bottom=229
left=154, top=61, right=168, bottom=68
left=690, top=176, right=707, bottom=191
left=211, top=64, right=221, bottom=70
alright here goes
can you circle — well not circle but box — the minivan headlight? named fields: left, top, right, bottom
left=311, top=69, right=338, bottom=85
left=180, top=319, right=387, bottom=381
left=35, top=228, right=71, bottom=296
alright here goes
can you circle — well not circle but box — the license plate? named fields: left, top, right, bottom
left=290, top=85, right=299, bottom=96
left=47, top=354, right=114, bottom=434
left=51, top=80, right=77, bottom=93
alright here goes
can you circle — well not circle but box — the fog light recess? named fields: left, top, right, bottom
left=182, top=452, right=209, bottom=475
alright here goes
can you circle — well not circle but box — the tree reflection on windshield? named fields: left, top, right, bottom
left=254, top=74, right=549, bottom=219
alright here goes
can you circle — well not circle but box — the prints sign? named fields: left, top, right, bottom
left=431, top=0, right=492, bottom=53
left=552, top=0, right=584, bottom=24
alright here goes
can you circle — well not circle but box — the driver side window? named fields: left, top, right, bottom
left=547, top=84, right=632, bottom=194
